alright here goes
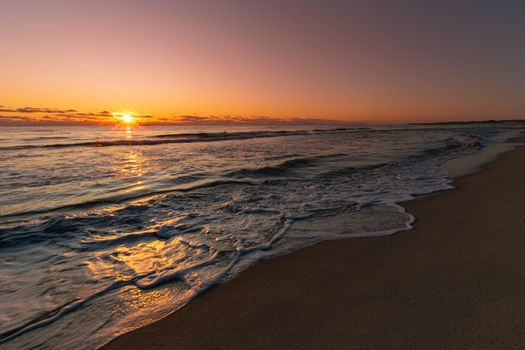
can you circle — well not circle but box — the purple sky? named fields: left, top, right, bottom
left=1, top=0, right=524, bottom=123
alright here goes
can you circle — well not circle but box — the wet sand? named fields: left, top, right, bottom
left=104, top=136, right=525, bottom=349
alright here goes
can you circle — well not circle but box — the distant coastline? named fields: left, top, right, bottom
left=409, top=119, right=525, bottom=126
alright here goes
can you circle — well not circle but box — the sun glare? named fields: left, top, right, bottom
left=121, top=114, right=134, bottom=124
left=113, top=112, right=137, bottom=125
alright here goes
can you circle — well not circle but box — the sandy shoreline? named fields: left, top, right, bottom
left=103, top=136, right=525, bottom=350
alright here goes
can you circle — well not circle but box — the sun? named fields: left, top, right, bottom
left=113, top=112, right=137, bottom=125
left=121, top=114, right=134, bottom=124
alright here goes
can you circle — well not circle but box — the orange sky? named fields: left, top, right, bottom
left=1, top=0, right=524, bottom=124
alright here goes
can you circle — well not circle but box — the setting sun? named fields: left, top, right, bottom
left=121, top=114, right=134, bottom=124
left=112, top=112, right=136, bottom=125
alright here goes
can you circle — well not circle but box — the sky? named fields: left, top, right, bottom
left=1, top=0, right=524, bottom=124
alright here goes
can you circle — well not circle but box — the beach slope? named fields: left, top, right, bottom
left=104, top=137, right=525, bottom=349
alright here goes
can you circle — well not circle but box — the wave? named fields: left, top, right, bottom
left=0, top=127, right=365, bottom=151
left=227, top=153, right=348, bottom=179
left=0, top=210, right=294, bottom=345
left=0, top=151, right=351, bottom=220
left=22, top=136, right=71, bottom=141
left=0, top=124, right=499, bottom=152
left=0, top=135, right=481, bottom=221
left=0, top=178, right=256, bottom=221
left=423, top=136, right=481, bottom=156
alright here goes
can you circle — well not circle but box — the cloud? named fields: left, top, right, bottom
left=0, top=115, right=33, bottom=121
left=0, top=105, right=117, bottom=125
left=0, top=107, right=78, bottom=114
left=161, top=114, right=339, bottom=125
left=0, top=104, right=345, bottom=126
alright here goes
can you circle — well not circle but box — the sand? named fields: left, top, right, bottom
left=103, top=136, right=525, bottom=350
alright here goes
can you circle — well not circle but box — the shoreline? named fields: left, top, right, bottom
left=103, top=136, right=525, bottom=349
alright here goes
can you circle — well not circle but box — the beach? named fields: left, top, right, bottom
left=2, top=1, right=524, bottom=349
left=103, top=136, right=525, bottom=349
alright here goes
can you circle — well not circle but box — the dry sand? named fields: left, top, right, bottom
left=104, top=136, right=525, bottom=350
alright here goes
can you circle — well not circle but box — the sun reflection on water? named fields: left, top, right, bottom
left=84, top=229, right=210, bottom=329
left=119, top=150, right=146, bottom=177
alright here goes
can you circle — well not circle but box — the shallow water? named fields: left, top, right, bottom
left=0, top=123, right=522, bottom=349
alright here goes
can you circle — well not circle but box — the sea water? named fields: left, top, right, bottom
left=0, top=123, right=522, bottom=349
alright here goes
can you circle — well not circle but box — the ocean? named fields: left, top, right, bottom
left=0, top=123, right=522, bottom=349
